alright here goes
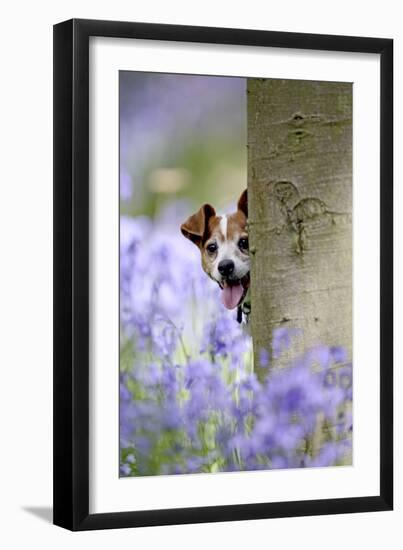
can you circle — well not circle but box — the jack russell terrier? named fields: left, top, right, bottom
left=181, top=190, right=251, bottom=322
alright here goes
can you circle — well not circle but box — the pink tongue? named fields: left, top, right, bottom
left=221, top=282, right=244, bottom=310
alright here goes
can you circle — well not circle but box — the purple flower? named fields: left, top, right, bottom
left=119, top=215, right=353, bottom=477
left=120, top=464, right=131, bottom=476
left=338, top=364, right=353, bottom=400
left=259, top=348, right=270, bottom=368
left=272, top=327, right=302, bottom=359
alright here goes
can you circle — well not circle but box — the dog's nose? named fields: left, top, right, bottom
left=218, top=259, right=235, bottom=277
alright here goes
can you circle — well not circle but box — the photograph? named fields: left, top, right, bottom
left=0, top=0, right=396, bottom=542
left=52, top=15, right=393, bottom=533
left=119, top=72, right=353, bottom=478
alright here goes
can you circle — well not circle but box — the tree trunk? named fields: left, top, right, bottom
left=247, top=79, right=352, bottom=381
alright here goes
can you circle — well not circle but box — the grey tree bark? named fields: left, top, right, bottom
left=247, top=79, right=352, bottom=381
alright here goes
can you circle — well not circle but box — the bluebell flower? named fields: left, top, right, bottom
left=119, top=214, right=353, bottom=476
left=272, top=327, right=302, bottom=359
left=259, top=348, right=270, bottom=368
left=120, top=464, right=131, bottom=476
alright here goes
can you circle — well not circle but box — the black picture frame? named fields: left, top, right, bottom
left=53, top=18, right=393, bottom=531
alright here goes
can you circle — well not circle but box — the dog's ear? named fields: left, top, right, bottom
left=181, top=204, right=216, bottom=247
left=237, top=189, right=248, bottom=217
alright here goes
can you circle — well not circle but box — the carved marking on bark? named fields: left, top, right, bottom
left=266, top=180, right=351, bottom=254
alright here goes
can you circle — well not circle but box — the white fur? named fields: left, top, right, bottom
left=219, top=215, right=228, bottom=239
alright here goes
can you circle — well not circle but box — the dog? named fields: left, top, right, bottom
left=181, top=189, right=251, bottom=322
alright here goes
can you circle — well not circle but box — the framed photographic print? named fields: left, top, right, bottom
left=53, top=19, right=393, bottom=530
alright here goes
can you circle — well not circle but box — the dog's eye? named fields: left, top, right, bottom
left=238, top=238, right=248, bottom=251
left=206, top=242, right=218, bottom=254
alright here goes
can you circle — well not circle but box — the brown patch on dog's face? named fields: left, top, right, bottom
left=200, top=215, right=222, bottom=278
left=180, top=203, right=216, bottom=248
left=227, top=210, right=248, bottom=240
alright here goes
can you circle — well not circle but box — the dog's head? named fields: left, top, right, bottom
left=181, top=190, right=249, bottom=310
